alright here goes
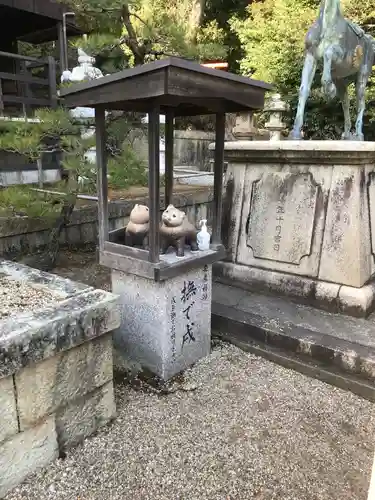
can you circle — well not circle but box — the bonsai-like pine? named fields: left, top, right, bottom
left=0, top=108, right=94, bottom=270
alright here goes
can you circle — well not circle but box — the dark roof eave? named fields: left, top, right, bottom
left=60, top=56, right=272, bottom=99
left=18, top=23, right=85, bottom=44
left=59, top=58, right=272, bottom=116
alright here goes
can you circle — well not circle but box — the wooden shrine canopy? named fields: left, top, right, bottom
left=59, top=58, right=272, bottom=281
left=59, top=57, right=272, bottom=116
left=0, top=0, right=83, bottom=44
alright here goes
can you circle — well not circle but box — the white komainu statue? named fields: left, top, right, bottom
left=61, top=48, right=104, bottom=84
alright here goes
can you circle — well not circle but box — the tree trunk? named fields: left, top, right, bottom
left=121, top=3, right=147, bottom=66
left=45, top=193, right=77, bottom=266
left=37, top=157, right=43, bottom=188
left=188, top=0, right=206, bottom=42
left=21, top=193, right=77, bottom=271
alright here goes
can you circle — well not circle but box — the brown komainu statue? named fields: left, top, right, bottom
left=160, top=204, right=198, bottom=257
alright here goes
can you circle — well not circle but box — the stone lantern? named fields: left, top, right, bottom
left=60, top=57, right=271, bottom=380
left=264, top=93, right=288, bottom=141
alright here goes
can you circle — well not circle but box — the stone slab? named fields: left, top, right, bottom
left=0, top=417, right=58, bottom=499
left=212, top=282, right=375, bottom=387
left=246, top=172, right=318, bottom=264
left=236, top=167, right=328, bottom=277
left=112, top=265, right=212, bottom=380
left=223, top=139, right=375, bottom=164
left=55, top=381, right=116, bottom=450
left=214, top=261, right=375, bottom=318
left=16, top=334, right=113, bottom=430
left=0, top=375, right=18, bottom=444
left=318, top=165, right=373, bottom=287
left=0, top=263, right=120, bottom=379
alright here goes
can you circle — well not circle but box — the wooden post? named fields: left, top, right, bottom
left=0, top=79, right=4, bottom=116
left=48, top=56, right=58, bottom=109
left=212, top=112, right=225, bottom=245
left=95, top=107, right=109, bottom=251
left=164, top=110, right=174, bottom=207
left=148, top=106, right=160, bottom=263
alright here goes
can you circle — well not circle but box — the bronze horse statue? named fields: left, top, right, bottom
left=290, top=0, right=375, bottom=140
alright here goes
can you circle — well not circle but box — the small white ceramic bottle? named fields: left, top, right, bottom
left=197, top=219, right=210, bottom=251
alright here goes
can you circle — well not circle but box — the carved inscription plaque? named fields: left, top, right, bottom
left=246, top=172, right=318, bottom=264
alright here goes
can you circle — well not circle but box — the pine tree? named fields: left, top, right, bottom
left=66, top=0, right=227, bottom=72
left=0, top=108, right=95, bottom=270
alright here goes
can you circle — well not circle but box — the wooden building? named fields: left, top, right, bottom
left=0, top=0, right=83, bottom=117
left=0, top=0, right=83, bottom=185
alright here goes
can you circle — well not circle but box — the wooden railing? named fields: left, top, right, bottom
left=0, top=51, right=57, bottom=117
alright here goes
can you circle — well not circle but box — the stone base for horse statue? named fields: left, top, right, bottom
left=216, top=140, right=375, bottom=318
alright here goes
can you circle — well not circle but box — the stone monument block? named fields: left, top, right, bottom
left=112, top=265, right=212, bottom=380
left=216, top=140, right=375, bottom=317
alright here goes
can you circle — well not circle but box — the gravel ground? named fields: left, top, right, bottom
left=53, top=249, right=111, bottom=291
left=6, top=250, right=375, bottom=499
left=5, top=342, right=375, bottom=500
left=0, top=275, right=60, bottom=319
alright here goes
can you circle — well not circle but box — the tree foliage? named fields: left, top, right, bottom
left=230, top=0, right=375, bottom=139
left=65, top=0, right=227, bottom=72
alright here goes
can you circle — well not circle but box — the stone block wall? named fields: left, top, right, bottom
left=174, top=130, right=216, bottom=171
left=0, top=260, right=120, bottom=498
left=0, top=189, right=213, bottom=258
left=129, top=129, right=216, bottom=172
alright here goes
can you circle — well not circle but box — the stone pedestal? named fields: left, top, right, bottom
left=0, top=260, right=119, bottom=498
left=112, top=265, right=212, bottom=380
left=217, top=140, right=375, bottom=317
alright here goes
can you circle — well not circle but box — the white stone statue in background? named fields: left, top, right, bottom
left=61, top=48, right=105, bottom=120
left=61, top=48, right=104, bottom=84
left=60, top=48, right=106, bottom=173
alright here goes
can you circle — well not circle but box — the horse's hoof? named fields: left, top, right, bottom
left=341, top=132, right=354, bottom=141
left=353, top=134, right=364, bottom=141
left=288, top=131, right=303, bottom=140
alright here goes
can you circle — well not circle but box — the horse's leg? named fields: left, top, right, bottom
left=321, top=47, right=337, bottom=99
left=336, top=81, right=352, bottom=140
left=354, top=68, right=370, bottom=141
left=289, top=52, right=317, bottom=140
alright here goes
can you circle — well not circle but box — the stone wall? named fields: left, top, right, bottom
left=130, top=129, right=215, bottom=172
left=0, top=189, right=213, bottom=257
left=0, top=260, right=120, bottom=498
left=0, top=120, right=62, bottom=186
left=174, top=130, right=215, bottom=170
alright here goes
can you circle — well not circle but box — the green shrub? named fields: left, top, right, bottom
left=0, top=186, right=63, bottom=218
